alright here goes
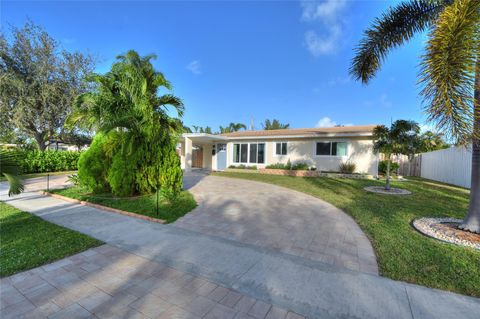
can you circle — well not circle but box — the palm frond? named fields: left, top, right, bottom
left=420, top=0, right=480, bottom=142
left=350, top=0, right=451, bottom=83
left=154, top=94, right=185, bottom=117
left=0, top=150, right=24, bottom=196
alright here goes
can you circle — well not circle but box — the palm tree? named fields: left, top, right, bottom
left=351, top=0, right=480, bottom=233
left=262, top=119, right=290, bottom=130
left=67, top=50, right=184, bottom=196
left=373, top=120, right=420, bottom=190
left=67, top=50, right=184, bottom=147
left=0, top=150, right=24, bottom=196
left=219, top=122, right=247, bottom=133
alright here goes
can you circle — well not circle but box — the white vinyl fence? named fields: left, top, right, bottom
left=419, top=146, right=472, bottom=189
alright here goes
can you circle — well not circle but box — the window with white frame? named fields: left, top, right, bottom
left=315, top=142, right=348, bottom=156
left=275, top=142, right=287, bottom=155
left=233, top=143, right=265, bottom=164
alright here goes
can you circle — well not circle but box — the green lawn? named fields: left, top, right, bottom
left=0, top=170, right=77, bottom=182
left=51, top=186, right=197, bottom=224
left=0, top=202, right=102, bottom=277
left=213, top=172, right=480, bottom=297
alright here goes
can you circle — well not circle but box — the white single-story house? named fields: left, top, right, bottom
left=179, top=125, right=379, bottom=175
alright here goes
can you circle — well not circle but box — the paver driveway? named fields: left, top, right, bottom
left=177, top=171, right=378, bottom=274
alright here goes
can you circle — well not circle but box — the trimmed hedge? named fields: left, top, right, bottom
left=9, top=150, right=81, bottom=174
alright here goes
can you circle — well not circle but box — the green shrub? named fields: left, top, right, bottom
left=291, top=162, right=309, bottom=170
left=8, top=150, right=81, bottom=174
left=107, top=151, right=137, bottom=197
left=229, top=164, right=257, bottom=170
left=77, top=133, right=110, bottom=193
left=266, top=163, right=287, bottom=169
left=378, top=160, right=399, bottom=174
left=158, top=146, right=183, bottom=202
left=339, top=161, right=356, bottom=174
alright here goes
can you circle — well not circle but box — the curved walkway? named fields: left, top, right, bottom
left=2, top=177, right=480, bottom=318
left=178, top=172, right=378, bottom=275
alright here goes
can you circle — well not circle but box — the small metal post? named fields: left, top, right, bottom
left=47, top=174, right=50, bottom=192
left=156, top=188, right=159, bottom=217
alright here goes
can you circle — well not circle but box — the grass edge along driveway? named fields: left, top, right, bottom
left=0, top=201, right=102, bottom=277
left=213, top=172, right=480, bottom=298
left=51, top=187, right=197, bottom=224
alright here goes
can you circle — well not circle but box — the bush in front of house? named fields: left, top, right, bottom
left=339, top=161, right=356, bottom=174
left=229, top=164, right=257, bottom=170
left=6, top=149, right=82, bottom=174
left=291, top=162, right=310, bottom=170
left=266, top=160, right=311, bottom=170
left=378, top=160, right=400, bottom=174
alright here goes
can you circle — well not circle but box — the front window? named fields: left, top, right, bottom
left=233, top=143, right=265, bottom=164
left=275, top=142, right=287, bottom=155
left=316, top=142, right=348, bottom=156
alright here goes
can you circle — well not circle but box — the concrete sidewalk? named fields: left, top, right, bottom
left=1, top=190, right=479, bottom=319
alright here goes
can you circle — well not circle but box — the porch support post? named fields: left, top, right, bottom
left=185, top=137, right=193, bottom=172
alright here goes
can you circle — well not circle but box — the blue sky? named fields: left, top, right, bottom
left=2, top=0, right=432, bottom=131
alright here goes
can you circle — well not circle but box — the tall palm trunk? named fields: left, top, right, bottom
left=385, top=155, right=391, bottom=191
left=460, top=59, right=480, bottom=233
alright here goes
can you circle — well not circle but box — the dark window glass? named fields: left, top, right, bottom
left=258, top=143, right=265, bottom=163
left=331, top=142, right=337, bottom=156
left=233, top=144, right=239, bottom=163
left=249, top=144, right=257, bottom=163
left=276, top=142, right=287, bottom=155
left=240, top=144, right=248, bottom=163
left=316, top=142, right=331, bottom=155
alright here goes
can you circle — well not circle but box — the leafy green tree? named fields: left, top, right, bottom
left=373, top=120, right=420, bottom=190
left=261, top=119, right=290, bottom=130
left=68, top=50, right=184, bottom=198
left=0, top=21, right=95, bottom=150
left=351, top=0, right=480, bottom=232
left=0, top=150, right=24, bottom=196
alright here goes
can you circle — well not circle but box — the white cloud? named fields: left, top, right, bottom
left=186, top=60, right=202, bottom=75
left=316, top=117, right=337, bottom=128
left=300, top=0, right=348, bottom=56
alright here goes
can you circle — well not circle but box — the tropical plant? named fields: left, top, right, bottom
left=219, top=122, right=247, bottom=133
left=372, top=120, right=420, bottom=190
left=261, top=119, right=290, bottom=130
left=417, top=131, right=450, bottom=152
left=339, top=161, right=357, bottom=174
left=67, top=50, right=184, bottom=198
left=378, top=160, right=400, bottom=175
left=351, top=0, right=480, bottom=232
left=0, top=21, right=95, bottom=150
left=0, top=150, right=24, bottom=196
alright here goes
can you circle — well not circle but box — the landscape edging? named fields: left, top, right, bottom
left=42, top=191, right=166, bottom=224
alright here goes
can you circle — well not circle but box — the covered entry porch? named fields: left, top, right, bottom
left=179, top=133, right=228, bottom=171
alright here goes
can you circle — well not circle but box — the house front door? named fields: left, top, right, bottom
left=216, top=143, right=227, bottom=171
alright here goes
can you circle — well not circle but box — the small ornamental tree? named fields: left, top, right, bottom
left=373, top=120, right=420, bottom=190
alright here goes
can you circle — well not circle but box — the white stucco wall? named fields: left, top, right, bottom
left=226, top=137, right=378, bottom=175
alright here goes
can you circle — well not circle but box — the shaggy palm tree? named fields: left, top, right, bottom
left=67, top=50, right=184, bottom=197
left=0, top=150, right=24, bottom=196
left=373, top=120, right=420, bottom=190
left=351, top=0, right=480, bottom=232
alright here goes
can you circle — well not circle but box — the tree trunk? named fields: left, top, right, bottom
left=385, top=156, right=391, bottom=191
left=34, top=132, right=47, bottom=151
left=459, top=59, right=480, bottom=233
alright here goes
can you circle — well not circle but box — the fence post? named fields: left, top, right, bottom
left=47, top=174, right=50, bottom=192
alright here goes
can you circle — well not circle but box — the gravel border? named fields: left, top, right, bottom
left=364, top=186, right=412, bottom=195
left=412, top=217, right=480, bottom=250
